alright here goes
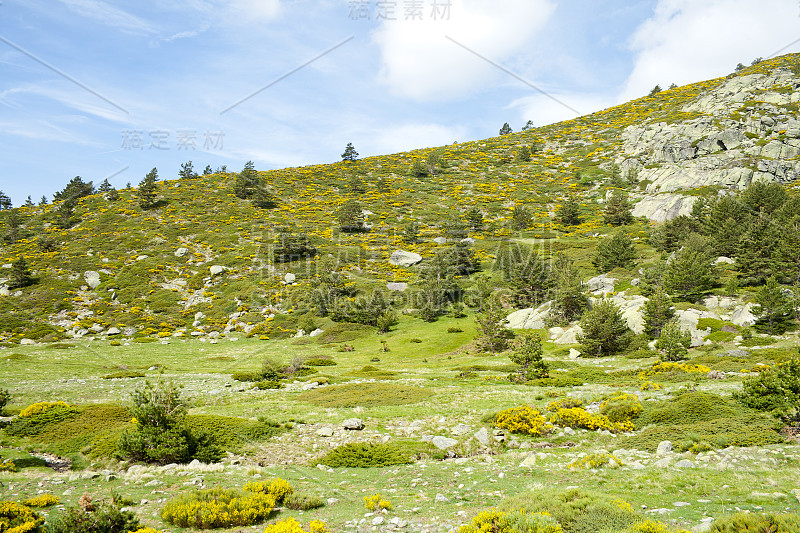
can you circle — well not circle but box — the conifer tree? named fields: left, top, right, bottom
left=593, top=230, right=636, bottom=272
left=8, top=257, right=34, bottom=289
left=556, top=195, right=582, bottom=226
left=499, top=123, right=512, bottom=135
left=510, top=331, right=548, bottom=380
left=643, top=287, right=675, bottom=338
left=138, top=168, right=159, bottom=210
left=341, top=143, right=358, bottom=162
left=603, top=190, right=634, bottom=226
left=179, top=161, right=197, bottom=179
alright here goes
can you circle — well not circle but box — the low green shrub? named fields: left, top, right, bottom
left=232, top=371, right=262, bottom=382
left=637, top=392, right=741, bottom=427
left=6, top=403, right=80, bottom=438
left=527, top=376, right=584, bottom=387
left=623, top=413, right=783, bottom=452
left=314, top=323, right=374, bottom=344
left=283, top=493, right=324, bottom=511
left=46, top=497, right=140, bottom=533
left=0, top=388, right=9, bottom=413
left=739, top=337, right=776, bottom=347
left=458, top=509, right=562, bottom=533
left=161, top=488, right=275, bottom=529
left=298, top=383, right=431, bottom=408
left=101, top=371, right=145, bottom=379
left=254, top=380, right=284, bottom=390
left=499, top=489, right=640, bottom=533
left=305, top=358, right=336, bottom=367
left=709, top=512, right=800, bottom=532
left=318, top=443, right=414, bottom=468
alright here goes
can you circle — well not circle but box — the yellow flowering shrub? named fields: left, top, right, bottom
left=599, top=393, right=643, bottom=423
left=263, top=518, right=329, bottom=533
left=162, top=488, right=276, bottom=529
left=131, top=529, right=164, bottom=533
left=22, top=494, right=59, bottom=508
left=568, top=453, right=624, bottom=469
left=621, top=520, right=692, bottom=533
left=495, top=406, right=551, bottom=436
left=639, top=362, right=710, bottom=378
left=364, top=494, right=392, bottom=511
left=545, top=397, right=584, bottom=412
left=549, top=407, right=634, bottom=433
left=243, top=478, right=293, bottom=503
left=18, top=401, right=73, bottom=418
left=0, top=500, right=44, bottom=533
left=639, top=381, right=662, bottom=391
left=0, top=460, right=17, bottom=472
left=458, top=509, right=562, bottom=533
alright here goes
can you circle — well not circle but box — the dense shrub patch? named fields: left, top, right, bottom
left=0, top=500, right=44, bottom=533
left=318, top=443, right=415, bottom=468
left=494, top=406, right=551, bottom=436
left=161, top=488, right=275, bottom=529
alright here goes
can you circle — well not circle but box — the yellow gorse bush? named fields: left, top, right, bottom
left=19, top=401, right=73, bottom=418
left=549, top=407, right=634, bottom=433
left=131, top=529, right=164, bottom=533
left=457, top=509, right=562, bottom=533
left=545, top=397, right=584, bottom=412
left=263, top=518, right=330, bottom=533
left=243, top=478, right=294, bottom=503
left=161, top=488, right=276, bottom=529
left=568, top=453, right=624, bottom=469
left=0, top=500, right=44, bottom=533
left=639, top=362, right=710, bottom=378
left=364, top=494, right=392, bottom=511
left=22, top=494, right=59, bottom=507
left=495, top=406, right=551, bottom=436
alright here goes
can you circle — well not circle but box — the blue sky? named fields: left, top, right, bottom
left=1, top=0, right=799, bottom=203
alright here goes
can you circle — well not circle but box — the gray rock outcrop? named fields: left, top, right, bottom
left=388, top=250, right=423, bottom=267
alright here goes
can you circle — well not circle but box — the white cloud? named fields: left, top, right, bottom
left=620, top=0, right=800, bottom=102
left=226, top=0, right=281, bottom=22
left=58, top=0, right=156, bottom=34
left=372, top=0, right=556, bottom=100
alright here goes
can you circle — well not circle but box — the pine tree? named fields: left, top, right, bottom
left=499, top=123, right=512, bottom=135
left=603, top=190, right=634, bottom=226
left=98, top=179, right=113, bottom=193
left=55, top=198, right=77, bottom=229
left=53, top=176, right=94, bottom=203
left=550, top=252, right=588, bottom=324
left=521, top=120, right=534, bottom=131
left=753, top=276, right=794, bottom=335
left=506, top=252, right=553, bottom=308
left=0, top=191, right=11, bottom=210
left=663, top=246, right=716, bottom=302
left=39, top=195, right=48, bottom=206
left=593, top=230, right=636, bottom=272
left=649, top=85, right=662, bottom=96
left=341, top=143, right=359, bottom=162
left=516, top=145, right=531, bottom=162
left=510, top=205, right=533, bottom=230
left=179, top=161, right=197, bottom=179
left=203, top=165, right=213, bottom=175
left=233, top=161, right=259, bottom=199
left=556, top=195, right=582, bottom=226
left=642, top=287, right=675, bottom=338
left=475, top=293, right=513, bottom=353
left=8, top=257, right=34, bottom=289
left=578, top=299, right=632, bottom=357
left=401, top=221, right=419, bottom=244
left=336, top=199, right=366, bottom=233
left=465, top=207, right=484, bottom=231
left=655, top=319, right=691, bottom=361
left=137, top=168, right=159, bottom=210
left=510, top=330, right=548, bottom=380
left=24, top=196, right=34, bottom=207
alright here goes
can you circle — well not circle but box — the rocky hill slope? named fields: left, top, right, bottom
left=0, top=54, right=799, bottom=342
